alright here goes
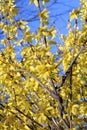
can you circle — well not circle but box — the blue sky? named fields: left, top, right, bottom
left=0, top=0, right=80, bottom=39
left=0, top=0, right=80, bottom=57
left=15, top=0, right=80, bottom=34
left=14, top=0, right=80, bottom=55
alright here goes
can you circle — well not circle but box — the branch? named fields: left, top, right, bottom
left=0, top=69, right=70, bottom=128
left=10, top=111, right=32, bottom=129
left=55, top=45, right=87, bottom=128
left=14, top=106, right=43, bottom=127
left=0, top=68, right=51, bottom=94
left=0, top=102, right=42, bottom=128
left=57, top=46, right=87, bottom=88
left=52, top=117, right=62, bottom=130
left=0, top=102, right=33, bottom=129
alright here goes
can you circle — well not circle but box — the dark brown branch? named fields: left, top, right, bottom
left=0, top=102, right=33, bottom=129
left=0, top=103, right=4, bottom=108
left=14, top=106, right=43, bottom=127
left=59, top=46, right=86, bottom=88
left=9, top=110, right=32, bottom=129
left=55, top=45, right=87, bottom=128
left=69, top=67, right=72, bottom=128
left=0, top=113, right=4, bottom=118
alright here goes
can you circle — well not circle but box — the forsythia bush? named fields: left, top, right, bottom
left=0, top=0, right=87, bottom=129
